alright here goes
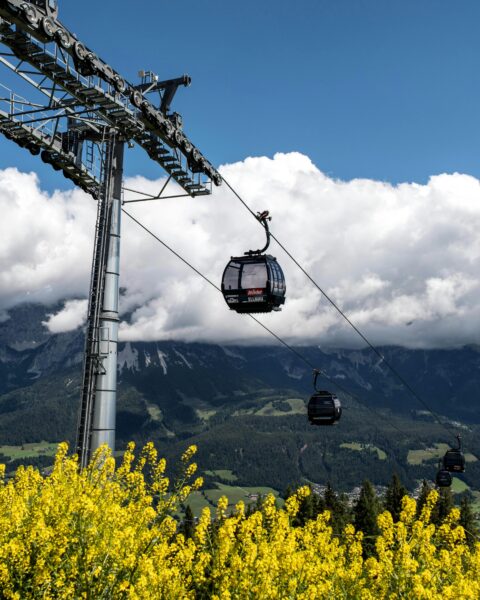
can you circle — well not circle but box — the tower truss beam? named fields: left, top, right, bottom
left=0, top=1, right=222, bottom=195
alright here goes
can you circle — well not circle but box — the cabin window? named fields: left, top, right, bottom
left=241, top=263, right=267, bottom=289
left=223, top=262, right=241, bottom=290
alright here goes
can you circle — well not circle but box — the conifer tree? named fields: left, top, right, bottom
left=294, top=486, right=317, bottom=526
left=181, top=505, right=195, bottom=539
left=324, top=483, right=349, bottom=535
left=384, top=473, right=407, bottom=522
left=415, top=479, right=432, bottom=518
left=315, top=490, right=326, bottom=516
left=431, top=487, right=454, bottom=525
left=353, top=480, right=380, bottom=557
left=460, top=494, right=478, bottom=548
left=323, top=482, right=337, bottom=511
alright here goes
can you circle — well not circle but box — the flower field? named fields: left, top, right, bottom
left=0, top=443, right=479, bottom=599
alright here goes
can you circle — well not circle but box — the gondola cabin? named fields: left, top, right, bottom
left=436, top=468, right=452, bottom=488
left=307, top=391, right=342, bottom=426
left=443, top=448, right=465, bottom=473
left=221, top=254, right=286, bottom=313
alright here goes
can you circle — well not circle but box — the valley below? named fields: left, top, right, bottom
left=1, top=303, right=480, bottom=512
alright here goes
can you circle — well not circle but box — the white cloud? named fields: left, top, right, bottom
left=0, top=168, right=94, bottom=307
left=42, top=299, right=88, bottom=334
left=1, top=154, right=480, bottom=348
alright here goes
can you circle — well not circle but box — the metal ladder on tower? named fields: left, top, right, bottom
left=76, top=136, right=115, bottom=468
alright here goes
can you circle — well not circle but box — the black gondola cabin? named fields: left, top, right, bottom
left=307, top=390, right=342, bottom=426
left=443, top=448, right=465, bottom=473
left=221, top=254, right=286, bottom=313
left=436, top=469, right=452, bottom=488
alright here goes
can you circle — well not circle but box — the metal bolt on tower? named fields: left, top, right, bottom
left=0, top=0, right=222, bottom=467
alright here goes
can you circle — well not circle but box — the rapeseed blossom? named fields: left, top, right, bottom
left=0, top=443, right=479, bottom=598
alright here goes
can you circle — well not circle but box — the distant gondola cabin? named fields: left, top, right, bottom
left=307, top=391, right=342, bottom=426
left=443, top=448, right=465, bottom=473
left=436, top=469, right=452, bottom=488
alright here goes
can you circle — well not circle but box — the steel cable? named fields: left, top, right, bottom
left=122, top=208, right=433, bottom=443
left=221, top=178, right=457, bottom=444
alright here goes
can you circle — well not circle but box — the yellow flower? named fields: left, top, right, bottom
left=216, top=495, right=229, bottom=520
left=181, top=445, right=197, bottom=463
left=2, top=443, right=480, bottom=599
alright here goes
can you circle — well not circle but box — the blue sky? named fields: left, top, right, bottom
left=2, top=0, right=480, bottom=188
left=2, top=1, right=480, bottom=347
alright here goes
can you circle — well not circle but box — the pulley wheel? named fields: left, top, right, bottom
left=131, top=89, right=144, bottom=108
left=42, top=17, right=56, bottom=37
left=163, top=120, right=174, bottom=137
left=22, top=4, right=38, bottom=27
left=114, top=76, right=126, bottom=94
left=56, top=28, right=72, bottom=50
left=102, top=64, right=114, bottom=82
left=74, top=41, right=88, bottom=62
left=174, top=130, right=184, bottom=146
left=173, top=113, right=183, bottom=129
left=86, top=52, right=98, bottom=71
left=183, top=140, right=193, bottom=154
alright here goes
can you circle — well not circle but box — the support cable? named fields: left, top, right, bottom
left=221, top=178, right=457, bottom=444
left=122, top=208, right=428, bottom=442
left=122, top=209, right=328, bottom=382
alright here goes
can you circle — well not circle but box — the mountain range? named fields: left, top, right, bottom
left=1, top=302, right=479, bottom=492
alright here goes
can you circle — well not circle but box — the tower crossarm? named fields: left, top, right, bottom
left=0, top=0, right=222, bottom=196
left=0, top=101, right=102, bottom=196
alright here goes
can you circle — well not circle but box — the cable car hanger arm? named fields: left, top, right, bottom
left=313, top=368, right=320, bottom=392
left=244, top=211, right=272, bottom=256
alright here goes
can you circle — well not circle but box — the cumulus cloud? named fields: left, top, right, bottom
left=42, top=299, right=88, bottom=334
left=0, top=168, right=94, bottom=307
left=1, top=154, right=480, bottom=348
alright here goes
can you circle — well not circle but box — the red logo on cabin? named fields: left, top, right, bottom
left=247, top=289, right=264, bottom=296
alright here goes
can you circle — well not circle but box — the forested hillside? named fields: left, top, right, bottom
left=1, top=303, right=479, bottom=495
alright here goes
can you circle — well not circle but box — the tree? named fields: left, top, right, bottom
left=431, top=487, right=453, bottom=526
left=384, top=473, right=407, bottom=522
left=180, top=504, right=195, bottom=539
left=460, top=495, right=478, bottom=548
left=353, top=480, right=380, bottom=557
left=324, top=483, right=349, bottom=535
left=294, top=488, right=317, bottom=526
left=415, top=479, right=432, bottom=518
